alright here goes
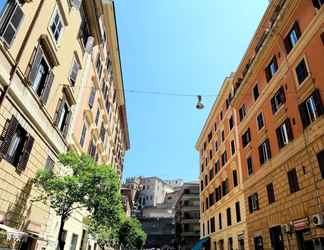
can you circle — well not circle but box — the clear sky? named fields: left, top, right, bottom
left=114, top=1, right=269, bottom=182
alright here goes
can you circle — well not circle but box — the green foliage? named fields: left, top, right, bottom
left=118, top=217, right=147, bottom=249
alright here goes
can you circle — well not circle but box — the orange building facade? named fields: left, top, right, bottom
left=197, top=0, right=324, bottom=249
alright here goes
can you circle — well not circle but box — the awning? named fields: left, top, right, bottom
left=0, top=224, right=28, bottom=242
left=192, top=237, right=209, bottom=250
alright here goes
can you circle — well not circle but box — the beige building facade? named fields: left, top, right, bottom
left=0, top=0, right=129, bottom=250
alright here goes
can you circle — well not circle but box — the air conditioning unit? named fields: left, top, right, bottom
left=281, top=224, right=292, bottom=234
left=311, top=214, right=324, bottom=227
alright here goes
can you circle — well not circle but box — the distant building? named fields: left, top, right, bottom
left=175, top=182, right=200, bottom=250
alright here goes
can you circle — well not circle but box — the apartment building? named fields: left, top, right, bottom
left=196, top=76, right=247, bottom=250
left=175, top=182, right=200, bottom=250
left=197, top=0, right=324, bottom=250
left=0, top=1, right=129, bottom=250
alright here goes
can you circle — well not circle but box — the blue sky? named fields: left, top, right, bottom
left=114, top=1, right=269, bottom=182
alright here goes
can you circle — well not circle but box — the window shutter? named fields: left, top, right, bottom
left=88, top=87, right=96, bottom=108
left=248, top=196, right=253, bottom=213
left=271, top=98, right=277, bottom=114
left=70, top=62, right=79, bottom=85
left=54, top=98, right=64, bottom=126
left=17, top=134, right=34, bottom=171
left=62, top=110, right=72, bottom=138
left=259, top=145, right=264, bottom=165
left=1, top=3, right=24, bottom=47
left=276, top=127, right=284, bottom=149
left=280, top=87, right=286, bottom=103
left=266, top=139, right=272, bottom=159
left=313, top=89, right=324, bottom=116
left=71, top=0, right=82, bottom=9
left=321, top=32, right=324, bottom=46
left=298, top=102, right=310, bottom=129
left=312, top=0, right=321, bottom=9
left=28, top=45, right=44, bottom=85
left=316, top=150, right=324, bottom=179
left=294, top=22, right=301, bottom=39
left=255, top=193, right=259, bottom=209
left=40, top=70, right=54, bottom=105
left=0, top=116, right=19, bottom=158
left=284, top=36, right=292, bottom=54
left=45, top=156, right=55, bottom=171
left=286, top=119, right=294, bottom=141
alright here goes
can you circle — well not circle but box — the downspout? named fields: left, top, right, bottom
left=0, top=0, right=45, bottom=108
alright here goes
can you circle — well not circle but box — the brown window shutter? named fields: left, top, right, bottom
left=280, top=86, right=286, bottom=103
left=286, top=119, right=294, bottom=141
left=17, top=135, right=34, bottom=172
left=248, top=196, right=253, bottom=213
left=299, top=102, right=310, bottom=128
left=259, top=144, right=264, bottom=165
left=284, top=36, right=292, bottom=54
left=321, top=32, right=324, bottom=46
left=28, top=45, right=44, bottom=85
left=266, top=139, right=272, bottom=159
left=40, top=70, right=54, bottom=105
left=54, top=98, right=64, bottom=126
left=0, top=116, right=19, bottom=158
left=313, top=89, right=324, bottom=116
left=45, top=156, right=55, bottom=171
left=294, top=22, right=302, bottom=39
left=276, top=126, right=284, bottom=149
left=62, top=110, right=72, bottom=138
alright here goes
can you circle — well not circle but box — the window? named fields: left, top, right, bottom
left=88, top=87, right=96, bottom=108
left=233, top=170, right=238, bottom=187
left=265, top=56, right=278, bottom=82
left=215, top=141, right=218, bottom=152
left=299, top=90, right=324, bottom=128
left=222, top=179, right=228, bottom=196
left=248, top=193, right=259, bottom=213
left=271, top=86, right=286, bottom=114
left=295, top=58, right=309, bottom=84
left=0, top=1, right=24, bottom=47
left=247, top=157, right=253, bottom=176
left=208, top=131, right=212, bottom=142
left=200, top=180, right=203, bottom=191
left=215, top=160, right=220, bottom=174
left=284, top=22, right=301, bottom=54
left=80, top=123, right=87, bottom=147
left=54, top=97, right=72, bottom=138
left=287, top=168, right=300, bottom=193
left=226, top=207, right=232, bottom=226
left=220, top=110, right=223, bottom=120
left=204, top=175, right=208, bottom=187
left=253, top=84, right=259, bottom=101
left=205, top=197, right=209, bottom=210
left=257, top=113, right=265, bottom=130
left=219, top=213, right=222, bottom=229
left=0, top=116, right=34, bottom=171
left=317, top=150, right=324, bottom=179
left=239, top=105, right=246, bottom=121
left=210, top=217, right=215, bottom=233
left=28, top=45, right=54, bottom=105
left=209, top=168, right=214, bottom=181
left=88, top=140, right=96, bottom=158
left=231, top=140, right=235, bottom=155
left=235, top=202, right=241, bottom=222
left=209, top=193, right=214, bottom=207
left=45, top=156, right=54, bottom=171
left=96, top=55, right=102, bottom=79
left=242, top=128, right=251, bottom=147
left=70, top=234, right=79, bottom=250
left=229, top=116, right=234, bottom=130
left=95, top=109, right=100, bottom=125
left=99, top=123, right=105, bottom=142
left=49, top=7, right=64, bottom=43
left=215, top=185, right=222, bottom=202
left=69, top=59, right=80, bottom=86
left=258, top=139, right=271, bottom=165
left=79, top=5, right=90, bottom=49
left=221, top=150, right=227, bottom=166
left=221, top=130, right=225, bottom=142
left=209, top=150, right=212, bottom=160
left=267, top=183, right=276, bottom=204
left=312, top=0, right=324, bottom=9
left=276, top=119, right=294, bottom=149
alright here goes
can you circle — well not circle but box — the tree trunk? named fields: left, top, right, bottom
left=58, top=215, right=66, bottom=250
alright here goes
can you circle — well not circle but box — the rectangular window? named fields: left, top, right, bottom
left=215, top=160, right=220, bottom=174
left=271, top=86, right=286, bottom=114
left=231, top=140, right=235, bottom=155
left=247, top=157, right=253, bottom=176
left=299, top=90, right=324, bottom=128
left=253, top=84, right=259, bottom=101
left=54, top=98, right=72, bottom=138
left=229, top=116, right=234, bottom=130
left=200, top=180, right=203, bottom=192
left=222, top=179, right=228, bottom=196
left=242, top=128, right=251, bottom=147
left=267, top=183, right=276, bottom=204
left=258, top=139, right=272, bottom=165
left=210, top=217, right=215, bottom=233
left=88, top=87, right=96, bottom=108
left=265, top=56, right=278, bottom=82
left=208, top=131, right=213, bottom=142
left=220, top=110, right=223, bottom=120
left=215, top=141, right=218, bottom=152
left=226, top=207, right=232, bottom=226
left=0, top=116, right=34, bottom=171
left=219, top=213, right=222, bottom=230
left=284, top=22, right=301, bottom=54
left=235, top=202, right=241, bottom=222
left=80, top=123, right=87, bottom=147
left=209, top=168, right=214, bottom=181
left=95, top=54, right=102, bottom=79
left=205, top=197, right=209, bottom=210
left=70, top=234, right=79, bottom=250
left=49, top=7, right=64, bottom=43
left=221, top=150, right=227, bottom=166
left=295, top=58, right=309, bottom=84
left=233, top=170, right=238, bottom=187
left=316, top=150, right=324, bottom=179
left=257, top=113, right=265, bottom=130
left=287, top=168, right=300, bottom=193
left=95, top=109, right=100, bottom=125
left=205, top=175, right=208, bottom=187
left=239, top=105, right=246, bottom=121
left=248, top=193, right=259, bottom=213
left=209, top=150, right=212, bottom=160
left=276, top=119, right=294, bottom=149
left=0, top=1, right=24, bottom=47
left=45, top=156, right=55, bottom=171
left=221, top=130, right=225, bottom=142
left=69, top=59, right=80, bottom=86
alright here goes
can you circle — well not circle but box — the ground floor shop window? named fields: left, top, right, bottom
left=254, top=236, right=263, bottom=250
left=269, top=226, right=284, bottom=250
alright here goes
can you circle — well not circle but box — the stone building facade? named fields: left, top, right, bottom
left=196, top=0, right=324, bottom=250
left=0, top=1, right=129, bottom=250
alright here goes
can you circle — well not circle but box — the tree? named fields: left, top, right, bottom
left=33, top=152, right=123, bottom=250
left=118, top=217, right=147, bottom=250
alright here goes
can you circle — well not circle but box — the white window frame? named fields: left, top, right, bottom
left=305, top=95, right=318, bottom=122
left=279, top=123, right=289, bottom=146
left=256, top=112, right=265, bottom=131
left=261, top=141, right=270, bottom=162
left=48, top=5, right=64, bottom=45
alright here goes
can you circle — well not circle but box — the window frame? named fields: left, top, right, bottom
left=48, top=5, right=64, bottom=45
left=294, top=57, right=310, bottom=86
left=256, top=112, right=265, bottom=131
left=287, top=168, right=300, bottom=193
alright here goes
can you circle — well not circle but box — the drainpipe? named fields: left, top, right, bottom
left=0, top=0, right=45, bottom=108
